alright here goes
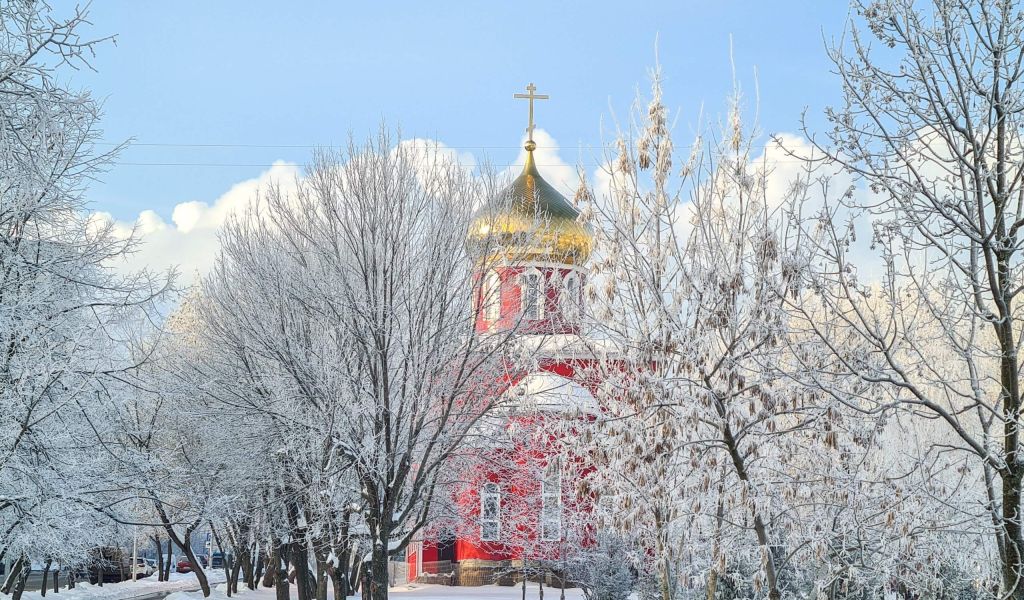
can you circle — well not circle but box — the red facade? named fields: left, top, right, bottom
left=408, top=260, right=606, bottom=582
left=409, top=139, right=610, bottom=584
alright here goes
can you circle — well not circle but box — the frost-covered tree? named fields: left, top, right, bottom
left=580, top=69, right=819, bottom=600
left=0, top=3, right=167, bottom=594
left=195, top=132, right=530, bottom=600
left=782, top=0, right=1024, bottom=595
left=570, top=533, right=633, bottom=600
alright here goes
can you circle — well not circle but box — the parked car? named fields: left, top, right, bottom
left=88, top=548, right=132, bottom=584
left=176, top=554, right=208, bottom=574
left=210, top=552, right=225, bottom=569
left=130, top=557, right=153, bottom=579
left=175, top=556, right=193, bottom=574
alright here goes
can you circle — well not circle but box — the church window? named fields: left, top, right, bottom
left=541, top=461, right=561, bottom=541
left=521, top=268, right=544, bottom=320
left=483, top=270, right=501, bottom=322
left=481, top=482, right=501, bottom=541
left=561, top=271, right=582, bottom=322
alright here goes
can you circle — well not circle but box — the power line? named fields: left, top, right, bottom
left=113, top=162, right=600, bottom=168
left=111, top=159, right=811, bottom=168
left=98, top=141, right=809, bottom=167
left=97, top=142, right=630, bottom=150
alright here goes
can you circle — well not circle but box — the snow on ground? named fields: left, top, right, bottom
left=167, top=581, right=586, bottom=600
left=21, top=572, right=226, bottom=600
left=385, top=583, right=586, bottom=599
left=28, top=572, right=585, bottom=600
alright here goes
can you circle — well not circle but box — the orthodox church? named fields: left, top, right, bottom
left=406, top=85, right=607, bottom=586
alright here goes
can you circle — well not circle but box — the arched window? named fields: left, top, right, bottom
left=541, top=461, right=561, bottom=541
left=480, top=483, right=501, bottom=541
left=483, top=270, right=501, bottom=322
left=561, top=271, right=582, bottom=323
left=521, top=268, right=544, bottom=320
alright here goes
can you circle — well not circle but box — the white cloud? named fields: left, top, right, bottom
left=104, top=134, right=586, bottom=292
left=114, top=129, right=880, bottom=290
left=171, top=201, right=206, bottom=233
left=104, top=161, right=301, bottom=287
left=396, top=138, right=477, bottom=175
left=136, top=210, right=167, bottom=235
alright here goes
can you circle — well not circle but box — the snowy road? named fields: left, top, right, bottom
left=121, top=592, right=180, bottom=600
left=22, top=571, right=77, bottom=593
left=19, top=573, right=223, bottom=600
left=165, top=582, right=587, bottom=600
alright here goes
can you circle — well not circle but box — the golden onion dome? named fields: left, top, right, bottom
left=468, top=146, right=593, bottom=265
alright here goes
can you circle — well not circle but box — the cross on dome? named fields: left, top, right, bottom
left=513, top=82, right=548, bottom=151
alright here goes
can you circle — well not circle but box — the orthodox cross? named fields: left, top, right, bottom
left=514, top=82, right=549, bottom=148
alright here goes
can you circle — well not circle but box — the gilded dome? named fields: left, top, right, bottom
left=468, top=149, right=593, bottom=264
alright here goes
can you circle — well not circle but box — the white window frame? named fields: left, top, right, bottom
left=540, top=463, right=562, bottom=541
left=521, top=268, right=545, bottom=320
left=483, top=270, right=501, bottom=322
left=560, top=271, right=582, bottom=323
left=481, top=482, right=501, bottom=541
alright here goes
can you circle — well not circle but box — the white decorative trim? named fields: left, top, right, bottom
left=520, top=267, right=545, bottom=320
left=480, top=483, right=501, bottom=541
left=487, top=259, right=591, bottom=272
left=540, top=464, right=562, bottom=541
left=561, top=271, right=582, bottom=323
left=483, top=269, right=501, bottom=323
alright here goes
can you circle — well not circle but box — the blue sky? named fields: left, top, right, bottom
left=77, top=1, right=849, bottom=224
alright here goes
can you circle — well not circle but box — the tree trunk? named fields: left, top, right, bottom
left=152, top=503, right=209, bottom=597
left=53, top=566, right=59, bottom=594
left=1001, top=468, right=1024, bottom=598
left=153, top=536, right=165, bottom=582
left=286, top=501, right=315, bottom=600
left=314, top=548, right=328, bottom=600
left=239, top=544, right=254, bottom=591
left=10, top=562, right=29, bottom=600
left=360, top=566, right=372, bottom=600
left=367, top=537, right=392, bottom=600
left=292, top=538, right=315, bottom=600
left=40, top=559, right=52, bottom=597
left=707, top=474, right=726, bottom=600
left=230, top=562, right=241, bottom=594
left=334, top=512, right=352, bottom=598
left=333, top=540, right=351, bottom=600
left=177, top=541, right=211, bottom=596
left=329, top=563, right=345, bottom=600
left=210, top=523, right=232, bottom=597
left=275, top=542, right=290, bottom=600
left=349, top=556, right=363, bottom=599
left=249, top=544, right=261, bottom=590
left=261, top=545, right=275, bottom=589
left=2, top=556, right=25, bottom=593
left=715, top=392, right=782, bottom=600
left=164, top=539, right=173, bottom=581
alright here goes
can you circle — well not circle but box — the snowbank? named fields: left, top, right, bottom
left=167, top=581, right=585, bottom=600
left=20, top=572, right=226, bottom=600
left=386, top=583, right=586, bottom=599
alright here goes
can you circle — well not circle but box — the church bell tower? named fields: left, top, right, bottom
left=467, top=83, right=593, bottom=336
